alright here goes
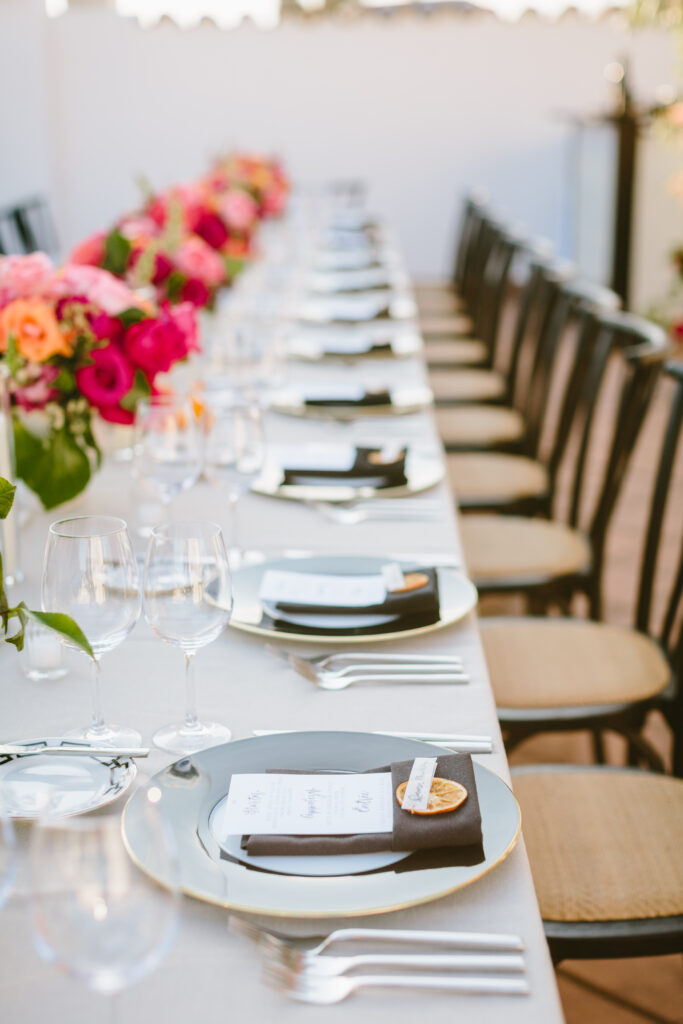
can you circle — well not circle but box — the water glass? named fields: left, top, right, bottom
left=132, top=394, right=203, bottom=523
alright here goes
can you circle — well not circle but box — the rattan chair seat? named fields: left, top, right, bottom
left=413, top=283, right=464, bottom=313
left=435, top=405, right=525, bottom=446
left=513, top=769, right=683, bottom=922
left=480, top=617, right=671, bottom=709
left=447, top=453, right=549, bottom=503
left=460, top=514, right=591, bottom=582
left=424, top=337, right=488, bottom=366
left=429, top=368, right=507, bottom=403
left=420, top=312, right=474, bottom=336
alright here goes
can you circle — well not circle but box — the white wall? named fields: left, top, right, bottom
left=0, top=0, right=679, bottom=305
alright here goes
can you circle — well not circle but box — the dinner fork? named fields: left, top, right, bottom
left=265, top=950, right=526, bottom=978
left=266, top=646, right=468, bottom=688
left=308, top=501, right=439, bottom=525
left=266, top=646, right=464, bottom=672
left=264, top=965, right=530, bottom=1003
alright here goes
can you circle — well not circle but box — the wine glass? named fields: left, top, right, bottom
left=29, top=786, right=179, bottom=1021
left=41, top=515, right=142, bottom=746
left=0, top=798, right=16, bottom=910
left=143, top=520, right=232, bottom=754
left=132, top=394, right=203, bottom=531
left=203, top=397, right=265, bottom=567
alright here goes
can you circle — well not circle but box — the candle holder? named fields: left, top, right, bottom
left=20, top=620, right=67, bottom=682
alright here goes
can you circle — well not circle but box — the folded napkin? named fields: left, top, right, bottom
left=304, top=390, right=392, bottom=408
left=283, top=446, right=407, bottom=488
left=324, top=340, right=393, bottom=357
left=241, top=754, right=482, bottom=857
left=273, top=565, right=439, bottom=618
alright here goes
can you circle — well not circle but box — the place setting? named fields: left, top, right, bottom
left=285, top=324, right=423, bottom=362
left=269, top=383, right=434, bottom=420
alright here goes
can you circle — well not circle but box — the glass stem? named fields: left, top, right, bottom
left=183, top=652, right=199, bottom=732
left=109, top=992, right=120, bottom=1024
left=228, top=493, right=241, bottom=563
left=89, top=657, right=106, bottom=734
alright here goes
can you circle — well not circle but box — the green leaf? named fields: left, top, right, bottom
left=119, top=368, right=151, bottom=413
left=52, top=367, right=77, bottom=393
left=14, top=420, right=91, bottom=510
left=223, top=256, right=246, bottom=282
left=102, top=229, right=132, bottom=277
left=21, top=606, right=94, bottom=659
left=0, top=477, right=16, bottom=520
left=165, top=270, right=186, bottom=304
left=117, top=307, right=148, bottom=330
left=4, top=335, right=24, bottom=376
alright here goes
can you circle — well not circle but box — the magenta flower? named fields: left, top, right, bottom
left=76, top=342, right=135, bottom=412
left=192, top=209, right=229, bottom=250
left=12, top=364, right=60, bottom=411
left=124, top=316, right=187, bottom=379
left=180, top=277, right=210, bottom=308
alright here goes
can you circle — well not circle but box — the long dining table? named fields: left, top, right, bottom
left=0, top=225, right=565, bottom=1023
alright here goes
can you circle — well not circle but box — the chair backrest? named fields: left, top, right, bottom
left=468, top=224, right=524, bottom=367
left=0, top=196, right=56, bottom=256
left=564, top=311, right=670, bottom=597
left=451, top=191, right=488, bottom=294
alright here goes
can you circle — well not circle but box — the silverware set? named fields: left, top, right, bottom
left=308, top=499, right=440, bottom=525
left=232, top=918, right=530, bottom=1004
left=252, top=729, right=493, bottom=754
left=266, top=645, right=469, bottom=689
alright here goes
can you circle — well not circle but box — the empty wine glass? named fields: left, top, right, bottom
left=203, top=397, right=265, bottom=567
left=41, top=515, right=142, bottom=746
left=0, top=798, right=16, bottom=910
left=132, top=394, right=203, bottom=531
left=29, top=786, right=179, bottom=1022
left=143, top=520, right=232, bottom=755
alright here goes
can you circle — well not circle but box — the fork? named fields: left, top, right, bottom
left=266, top=646, right=463, bottom=671
left=265, top=965, right=530, bottom=1003
left=230, top=918, right=524, bottom=956
left=308, top=501, right=439, bottom=525
left=264, top=950, right=526, bottom=978
left=266, top=645, right=468, bottom=688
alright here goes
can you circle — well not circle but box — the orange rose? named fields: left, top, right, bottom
left=0, top=299, right=73, bottom=362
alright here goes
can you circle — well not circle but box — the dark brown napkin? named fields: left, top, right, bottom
left=324, top=340, right=393, bottom=358
left=272, top=565, right=439, bottom=619
left=304, top=389, right=392, bottom=408
left=241, top=754, right=481, bottom=857
left=282, top=446, right=407, bottom=488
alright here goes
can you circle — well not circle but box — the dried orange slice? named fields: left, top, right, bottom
left=396, top=777, right=468, bottom=815
left=391, top=572, right=429, bottom=594
left=367, top=449, right=406, bottom=466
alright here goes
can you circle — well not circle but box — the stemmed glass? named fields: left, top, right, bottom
left=143, top=520, right=232, bottom=754
left=41, top=515, right=142, bottom=746
left=203, top=397, right=265, bottom=567
left=132, top=394, right=203, bottom=532
left=29, top=786, right=179, bottom=1022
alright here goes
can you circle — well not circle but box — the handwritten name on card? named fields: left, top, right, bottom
left=219, top=772, right=394, bottom=838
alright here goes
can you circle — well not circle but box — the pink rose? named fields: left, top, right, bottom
left=124, top=314, right=188, bottom=379
left=117, top=216, right=159, bottom=240
left=192, top=209, right=229, bottom=250
left=217, top=189, right=258, bottom=232
left=262, top=187, right=287, bottom=218
left=163, top=301, right=199, bottom=354
left=69, top=232, right=107, bottom=267
left=174, top=237, right=225, bottom=288
left=0, top=253, right=55, bottom=307
left=179, top=278, right=210, bottom=308
left=49, top=265, right=141, bottom=315
left=76, top=342, right=135, bottom=414
left=90, top=311, right=125, bottom=346
left=12, top=364, right=60, bottom=411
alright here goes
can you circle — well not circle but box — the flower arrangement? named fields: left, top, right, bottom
left=0, top=253, right=198, bottom=509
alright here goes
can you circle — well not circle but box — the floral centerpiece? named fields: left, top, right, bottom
left=0, top=253, right=198, bottom=509
left=208, top=152, right=291, bottom=221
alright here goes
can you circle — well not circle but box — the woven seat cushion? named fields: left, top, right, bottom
left=513, top=769, right=683, bottom=922
left=481, top=618, right=671, bottom=708
left=435, top=405, right=525, bottom=446
left=429, top=369, right=507, bottom=403
left=447, top=453, right=548, bottom=503
left=460, top=514, right=591, bottom=583
left=414, top=283, right=463, bottom=314
left=420, top=313, right=474, bottom=337
left=425, top=338, right=488, bottom=366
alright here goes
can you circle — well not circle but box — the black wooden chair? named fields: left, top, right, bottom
left=459, top=311, right=670, bottom=615
left=481, top=360, right=682, bottom=768
left=0, top=196, right=57, bottom=256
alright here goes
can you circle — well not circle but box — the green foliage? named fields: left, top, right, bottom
left=102, top=229, right=132, bottom=277
left=13, top=418, right=92, bottom=511
left=120, top=368, right=151, bottom=413
left=165, top=270, right=186, bottom=304
left=117, top=307, right=148, bottom=330
left=0, top=476, right=94, bottom=659
left=5, top=335, right=24, bottom=376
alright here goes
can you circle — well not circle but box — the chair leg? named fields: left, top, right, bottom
left=591, top=729, right=606, bottom=764
left=622, top=730, right=666, bottom=773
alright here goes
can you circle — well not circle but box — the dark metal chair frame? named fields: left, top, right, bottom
left=0, top=196, right=57, bottom=256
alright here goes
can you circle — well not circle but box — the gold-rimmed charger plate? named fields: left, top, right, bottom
left=122, top=731, right=520, bottom=918
left=269, top=386, right=433, bottom=421
left=228, top=554, right=477, bottom=644
left=251, top=445, right=443, bottom=503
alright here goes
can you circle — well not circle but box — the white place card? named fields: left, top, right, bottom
left=400, top=758, right=438, bottom=812
left=302, top=386, right=367, bottom=402
left=259, top=570, right=387, bottom=608
left=220, top=772, right=394, bottom=836
left=275, top=444, right=356, bottom=471
left=319, top=334, right=383, bottom=355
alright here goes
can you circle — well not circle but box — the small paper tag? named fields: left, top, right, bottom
left=400, top=758, right=438, bottom=812
left=382, top=562, right=406, bottom=593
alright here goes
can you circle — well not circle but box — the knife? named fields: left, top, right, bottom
left=0, top=745, right=149, bottom=758
left=251, top=730, right=493, bottom=753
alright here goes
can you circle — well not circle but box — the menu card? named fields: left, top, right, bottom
left=259, top=570, right=387, bottom=609
left=219, top=772, right=394, bottom=837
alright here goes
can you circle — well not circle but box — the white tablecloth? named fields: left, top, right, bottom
left=0, top=327, right=565, bottom=1022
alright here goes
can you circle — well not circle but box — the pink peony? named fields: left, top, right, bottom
left=174, top=236, right=225, bottom=288
left=76, top=342, right=135, bottom=412
left=218, top=189, right=258, bottom=232
left=69, top=232, right=107, bottom=267
left=124, top=314, right=188, bottom=379
left=0, top=253, right=55, bottom=307
left=49, top=265, right=141, bottom=316
left=192, top=209, right=229, bottom=250
left=12, top=364, right=60, bottom=411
